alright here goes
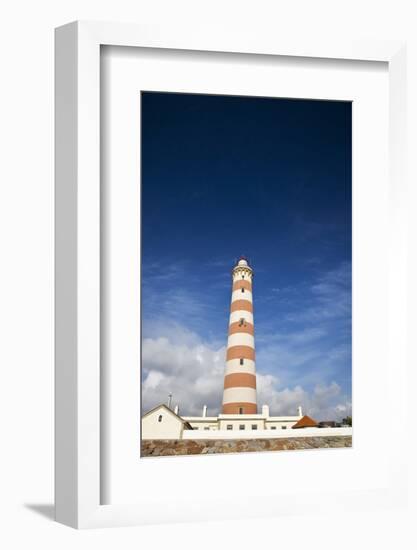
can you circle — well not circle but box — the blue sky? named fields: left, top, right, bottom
left=141, top=92, right=351, bottom=420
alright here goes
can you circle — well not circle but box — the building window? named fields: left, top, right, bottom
left=270, top=426, right=276, bottom=430
left=251, top=425, right=258, bottom=430
left=239, top=407, right=244, bottom=414
left=227, top=425, right=233, bottom=430
left=239, top=358, right=244, bottom=365
left=281, top=426, right=287, bottom=430
left=158, top=415, right=162, bottom=422
left=239, top=425, right=245, bottom=430
left=204, top=427, right=210, bottom=431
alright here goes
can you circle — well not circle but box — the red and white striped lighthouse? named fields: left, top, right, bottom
left=222, top=257, right=257, bottom=414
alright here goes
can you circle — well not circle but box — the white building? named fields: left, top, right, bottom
left=142, top=404, right=193, bottom=440
left=141, top=403, right=313, bottom=440
left=183, top=404, right=303, bottom=432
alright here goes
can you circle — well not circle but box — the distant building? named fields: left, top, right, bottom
left=318, top=420, right=337, bottom=428
left=292, top=415, right=319, bottom=429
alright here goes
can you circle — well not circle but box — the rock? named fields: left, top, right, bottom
left=141, top=436, right=352, bottom=457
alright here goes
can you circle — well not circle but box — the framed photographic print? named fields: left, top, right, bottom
left=55, top=21, right=407, bottom=528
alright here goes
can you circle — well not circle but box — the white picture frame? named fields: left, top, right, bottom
left=55, top=21, right=407, bottom=529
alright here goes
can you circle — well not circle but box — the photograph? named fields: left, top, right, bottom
left=2, top=2, right=410, bottom=541
left=140, top=91, right=352, bottom=457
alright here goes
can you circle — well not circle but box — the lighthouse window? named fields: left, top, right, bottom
left=239, top=358, right=244, bottom=365
left=239, top=407, right=244, bottom=414
left=158, top=415, right=163, bottom=422
left=241, top=288, right=245, bottom=293
left=238, top=318, right=246, bottom=327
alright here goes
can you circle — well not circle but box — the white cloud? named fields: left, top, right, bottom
left=141, top=324, right=226, bottom=416
left=144, top=370, right=165, bottom=390
left=257, top=375, right=351, bottom=420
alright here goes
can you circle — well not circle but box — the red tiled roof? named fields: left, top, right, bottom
left=292, top=415, right=318, bottom=429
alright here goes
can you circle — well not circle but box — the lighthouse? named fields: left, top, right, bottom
left=222, top=257, right=257, bottom=414
left=142, top=255, right=312, bottom=441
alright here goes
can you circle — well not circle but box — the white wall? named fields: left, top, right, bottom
left=190, top=423, right=218, bottom=431
left=231, top=289, right=253, bottom=303
left=229, top=310, right=254, bottom=324
left=218, top=419, right=265, bottom=430
left=183, top=427, right=353, bottom=440
left=224, top=359, right=256, bottom=375
left=227, top=333, right=255, bottom=348
left=142, top=409, right=184, bottom=439
left=222, top=387, right=257, bottom=404
left=265, top=422, right=296, bottom=430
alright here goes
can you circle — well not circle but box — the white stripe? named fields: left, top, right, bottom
left=231, top=289, right=252, bottom=303
left=233, top=283, right=252, bottom=293
left=227, top=333, right=254, bottom=349
left=222, top=387, right=257, bottom=404
left=229, top=310, right=254, bottom=325
left=225, top=359, right=256, bottom=375
left=232, top=272, right=253, bottom=283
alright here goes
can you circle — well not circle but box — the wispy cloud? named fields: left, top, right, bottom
left=142, top=260, right=187, bottom=282
left=250, top=261, right=351, bottom=393
left=204, top=257, right=233, bottom=268
left=142, top=259, right=230, bottom=342
left=284, top=261, right=351, bottom=324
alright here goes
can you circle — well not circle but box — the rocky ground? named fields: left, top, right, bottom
left=141, top=436, right=352, bottom=457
